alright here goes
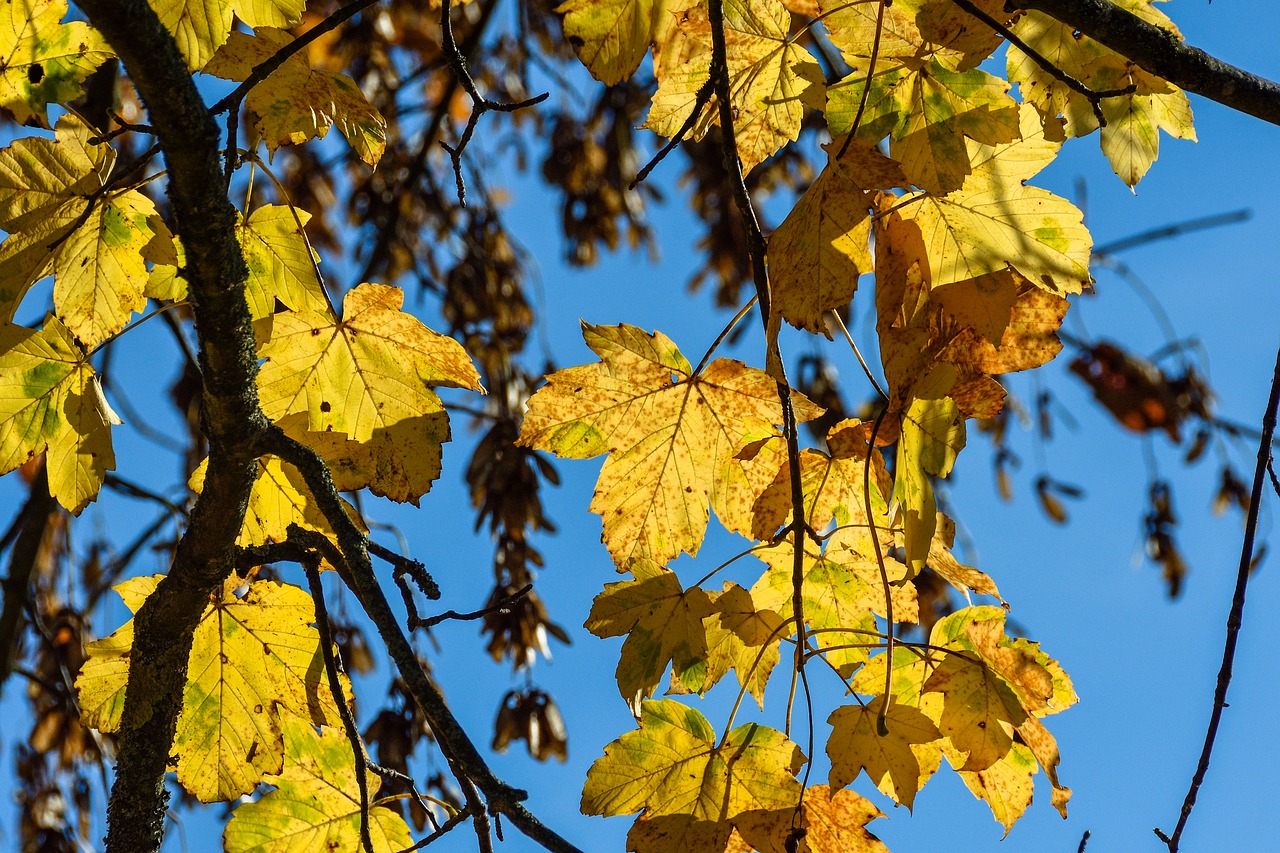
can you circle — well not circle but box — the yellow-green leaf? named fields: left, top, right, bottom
left=894, top=396, right=965, bottom=574
left=224, top=714, right=412, bottom=853
left=752, top=531, right=916, bottom=676
left=77, top=576, right=347, bottom=802
left=0, top=316, right=115, bottom=512
left=517, top=322, right=818, bottom=566
left=256, top=281, right=483, bottom=442
left=949, top=739, right=1037, bottom=834
left=205, top=28, right=386, bottom=165
left=827, top=58, right=1019, bottom=194
left=581, top=698, right=804, bottom=819
left=585, top=563, right=715, bottom=706
left=239, top=204, right=328, bottom=320
left=827, top=696, right=941, bottom=809
left=52, top=189, right=156, bottom=347
left=0, top=0, right=113, bottom=126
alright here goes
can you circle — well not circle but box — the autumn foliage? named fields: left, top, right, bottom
left=0, top=0, right=1226, bottom=851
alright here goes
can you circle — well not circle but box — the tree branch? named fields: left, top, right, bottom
left=1154, top=341, right=1280, bottom=851
left=1010, top=0, right=1280, bottom=126
left=74, top=1, right=267, bottom=850
left=264, top=429, right=584, bottom=853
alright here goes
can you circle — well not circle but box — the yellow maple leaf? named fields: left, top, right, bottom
left=1007, top=2, right=1195, bottom=187
left=827, top=58, right=1020, bottom=195
left=947, top=740, right=1038, bottom=834
left=238, top=204, right=329, bottom=320
left=518, top=322, right=818, bottom=566
left=276, top=410, right=450, bottom=505
left=153, top=0, right=305, bottom=70
left=0, top=316, right=117, bottom=513
left=223, top=714, right=412, bottom=853
left=668, top=583, right=783, bottom=709
left=584, top=561, right=715, bottom=707
left=559, top=0, right=671, bottom=86
left=188, top=454, right=365, bottom=565
left=752, top=530, right=916, bottom=676
left=767, top=160, right=873, bottom=333
left=644, top=0, right=822, bottom=174
left=895, top=170, right=1091, bottom=297
left=0, top=115, right=157, bottom=346
left=205, top=28, right=387, bottom=165
left=826, top=696, right=941, bottom=810
left=77, top=575, right=347, bottom=802
left=581, top=698, right=804, bottom=820
left=0, top=0, right=113, bottom=127
left=256, top=281, right=483, bottom=442
left=732, top=785, right=890, bottom=853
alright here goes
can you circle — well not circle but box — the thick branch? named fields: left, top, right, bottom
left=1010, top=0, right=1280, bottom=126
left=75, top=2, right=266, bottom=851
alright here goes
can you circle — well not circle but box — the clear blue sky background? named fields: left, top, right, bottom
left=4, top=3, right=1280, bottom=852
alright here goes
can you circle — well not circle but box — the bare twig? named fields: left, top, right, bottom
left=303, top=546, right=375, bottom=853
left=438, top=0, right=547, bottom=205
left=417, top=584, right=532, bottom=631
left=1155, top=341, right=1280, bottom=850
left=630, top=77, right=714, bottom=188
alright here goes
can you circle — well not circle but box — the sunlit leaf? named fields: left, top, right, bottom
left=581, top=698, right=804, bottom=819
left=223, top=714, right=412, bottom=852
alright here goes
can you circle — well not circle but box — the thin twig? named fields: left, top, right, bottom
left=438, top=0, right=547, bottom=205
left=416, top=584, right=532, bottom=631
left=837, top=0, right=885, bottom=160
left=303, top=548, right=375, bottom=853
left=630, top=77, right=715, bottom=189
left=1155, top=341, right=1280, bottom=850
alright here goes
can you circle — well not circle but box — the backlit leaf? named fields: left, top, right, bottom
left=581, top=698, right=803, bottom=820
left=205, top=28, right=386, bottom=165
left=560, top=0, right=670, bottom=85
left=0, top=316, right=115, bottom=512
left=0, top=0, right=113, bottom=126
left=238, top=204, right=329, bottom=320
left=585, top=561, right=715, bottom=706
left=77, top=576, right=346, bottom=801
left=256, top=282, right=483, bottom=442
left=518, top=322, right=818, bottom=566
left=731, top=785, right=890, bottom=853
left=153, top=0, right=305, bottom=70
left=644, top=0, right=822, bottom=174
left=827, top=696, right=941, bottom=809
left=224, top=714, right=412, bottom=853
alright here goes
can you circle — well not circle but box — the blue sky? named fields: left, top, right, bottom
left=5, top=3, right=1280, bottom=852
